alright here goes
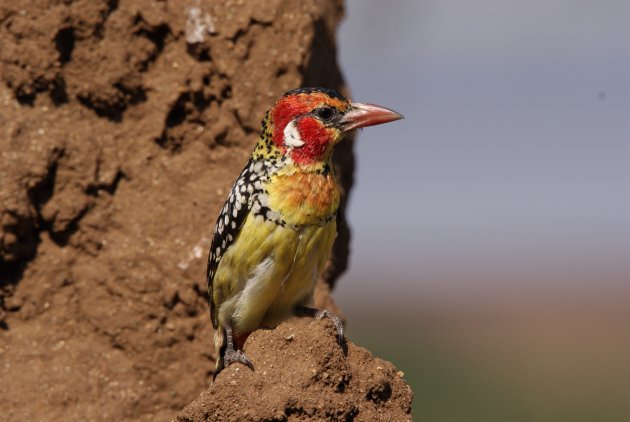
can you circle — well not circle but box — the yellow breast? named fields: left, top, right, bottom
left=212, top=167, right=340, bottom=334
left=265, top=170, right=340, bottom=227
left=213, top=215, right=336, bottom=333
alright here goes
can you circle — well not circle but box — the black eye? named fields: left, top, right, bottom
left=315, top=107, right=335, bottom=121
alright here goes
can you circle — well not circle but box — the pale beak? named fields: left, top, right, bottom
left=341, top=102, right=404, bottom=132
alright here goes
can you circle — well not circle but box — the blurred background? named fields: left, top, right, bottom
left=335, top=1, right=630, bottom=420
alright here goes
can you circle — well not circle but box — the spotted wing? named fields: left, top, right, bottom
left=206, top=159, right=261, bottom=328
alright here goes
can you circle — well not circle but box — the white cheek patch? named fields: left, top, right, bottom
left=283, top=120, right=305, bottom=148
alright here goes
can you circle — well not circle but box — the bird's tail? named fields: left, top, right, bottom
left=213, top=327, right=226, bottom=380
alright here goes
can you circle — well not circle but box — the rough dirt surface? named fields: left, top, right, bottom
left=178, top=319, right=413, bottom=422
left=0, top=0, right=410, bottom=420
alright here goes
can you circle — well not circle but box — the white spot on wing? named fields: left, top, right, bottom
left=266, top=209, right=280, bottom=221
left=257, top=193, right=269, bottom=206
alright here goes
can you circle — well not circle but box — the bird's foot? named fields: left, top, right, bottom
left=295, top=306, right=346, bottom=347
left=224, top=348, right=254, bottom=370
left=314, top=309, right=346, bottom=345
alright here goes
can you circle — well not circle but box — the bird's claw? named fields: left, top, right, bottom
left=224, top=349, right=254, bottom=370
left=315, top=309, right=346, bottom=345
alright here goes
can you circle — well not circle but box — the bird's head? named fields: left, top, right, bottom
left=261, top=87, right=403, bottom=165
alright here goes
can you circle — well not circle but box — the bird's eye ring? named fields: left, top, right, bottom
left=315, top=107, right=335, bottom=121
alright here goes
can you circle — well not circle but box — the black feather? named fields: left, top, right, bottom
left=206, top=158, right=262, bottom=328
left=283, top=87, right=346, bottom=101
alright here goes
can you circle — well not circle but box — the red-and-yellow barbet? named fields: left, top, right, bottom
left=207, top=87, right=402, bottom=375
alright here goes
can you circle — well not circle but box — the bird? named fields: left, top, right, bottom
left=206, top=87, right=402, bottom=376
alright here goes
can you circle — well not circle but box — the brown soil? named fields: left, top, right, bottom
left=0, top=0, right=411, bottom=420
left=178, top=319, right=412, bottom=422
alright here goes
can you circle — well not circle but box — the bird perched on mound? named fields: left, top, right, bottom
left=207, top=87, right=402, bottom=376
